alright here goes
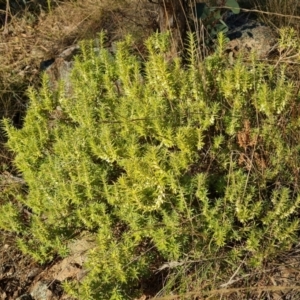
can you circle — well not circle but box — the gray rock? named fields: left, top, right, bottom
left=30, top=281, right=53, bottom=300
left=44, top=57, right=74, bottom=93
left=225, top=15, right=277, bottom=58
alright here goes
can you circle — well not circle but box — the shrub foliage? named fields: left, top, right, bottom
left=2, top=30, right=300, bottom=298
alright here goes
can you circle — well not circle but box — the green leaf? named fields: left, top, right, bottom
left=226, top=0, right=240, bottom=14
left=216, top=21, right=228, bottom=34
left=194, top=3, right=210, bottom=19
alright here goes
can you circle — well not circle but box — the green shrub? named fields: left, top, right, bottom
left=2, top=30, right=300, bottom=299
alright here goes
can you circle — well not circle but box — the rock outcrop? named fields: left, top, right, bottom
left=225, top=14, right=277, bottom=58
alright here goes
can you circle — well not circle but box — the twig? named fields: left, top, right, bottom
left=0, top=171, right=25, bottom=185
left=3, top=0, right=10, bottom=35
left=217, top=6, right=300, bottom=20
left=219, top=256, right=246, bottom=288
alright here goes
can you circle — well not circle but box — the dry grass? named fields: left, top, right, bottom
left=245, top=0, right=300, bottom=31
left=149, top=245, right=300, bottom=299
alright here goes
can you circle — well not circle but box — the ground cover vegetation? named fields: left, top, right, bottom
left=2, top=0, right=300, bottom=299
